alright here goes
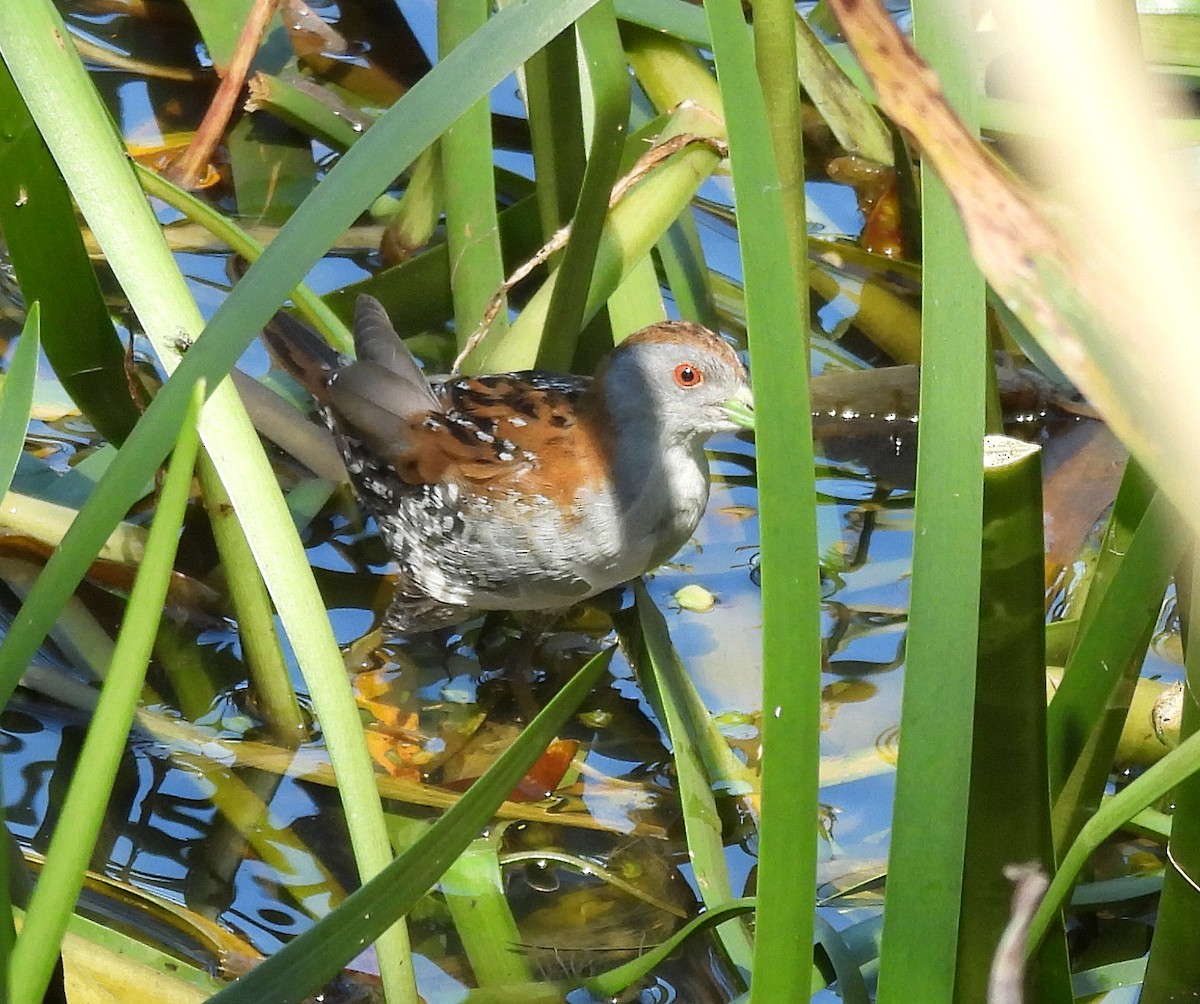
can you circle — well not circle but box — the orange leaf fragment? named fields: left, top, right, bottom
left=441, top=738, right=581, bottom=802
left=364, top=728, right=423, bottom=781
left=827, top=154, right=904, bottom=257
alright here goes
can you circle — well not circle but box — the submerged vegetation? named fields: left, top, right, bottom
left=0, top=0, right=1198, bottom=1001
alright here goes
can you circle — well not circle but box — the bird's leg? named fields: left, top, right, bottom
left=484, top=610, right=562, bottom=722
left=505, top=630, right=542, bottom=723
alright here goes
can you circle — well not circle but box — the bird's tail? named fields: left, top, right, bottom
left=261, top=311, right=341, bottom=402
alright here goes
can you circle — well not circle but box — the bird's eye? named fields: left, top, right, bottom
left=674, top=363, right=703, bottom=388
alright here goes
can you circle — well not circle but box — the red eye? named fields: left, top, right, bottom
left=674, top=362, right=703, bottom=388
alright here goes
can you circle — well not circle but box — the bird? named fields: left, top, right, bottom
left=262, top=296, right=754, bottom=634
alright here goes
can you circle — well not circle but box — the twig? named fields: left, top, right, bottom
left=167, top=0, right=281, bottom=190
left=987, top=862, right=1050, bottom=1004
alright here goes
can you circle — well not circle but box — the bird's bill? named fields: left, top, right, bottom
left=721, top=386, right=755, bottom=431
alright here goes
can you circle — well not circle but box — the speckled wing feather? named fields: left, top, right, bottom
left=418, top=374, right=617, bottom=507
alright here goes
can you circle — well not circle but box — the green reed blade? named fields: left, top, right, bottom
left=442, top=837, right=533, bottom=987
left=132, top=162, right=352, bottom=352
left=524, top=19, right=586, bottom=244
left=956, top=437, right=1071, bottom=1003
left=0, top=307, right=40, bottom=503
left=1048, top=494, right=1181, bottom=844
left=655, top=211, right=719, bottom=331
left=584, top=899, right=757, bottom=998
left=1141, top=552, right=1200, bottom=1002
left=244, top=72, right=365, bottom=152
left=439, top=0, right=507, bottom=346
left=196, top=452, right=307, bottom=744
left=792, top=10, right=893, bottom=165
left=0, top=62, right=139, bottom=444
left=179, top=0, right=257, bottom=67
left=8, top=380, right=204, bottom=1004
left=874, top=4, right=987, bottom=1001
left=751, top=0, right=807, bottom=274
left=1069, top=460, right=1155, bottom=646
left=621, top=583, right=756, bottom=974
left=1029, top=724, right=1200, bottom=955
left=537, top=0, right=631, bottom=370
left=699, top=0, right=823, bottom=999
left=614, top=0, right=710, bottom=46
left=0, top=308, right=40, bottom=1004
